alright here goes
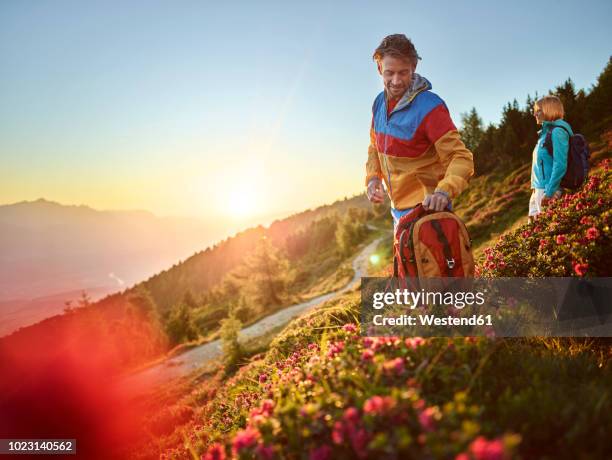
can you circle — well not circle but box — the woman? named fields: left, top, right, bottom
left=529, top=95, right=572, bottom=221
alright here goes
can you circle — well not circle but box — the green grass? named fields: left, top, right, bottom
left=185, top=290, right=611, bottom=460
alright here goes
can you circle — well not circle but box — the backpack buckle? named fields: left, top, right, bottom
left=446, top=258, right=455, bottom=269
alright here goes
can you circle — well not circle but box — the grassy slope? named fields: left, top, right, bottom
left=126, top=134, right=612, bottom=459
left=453, top=164, right=532, bottom=262
left=458, top=129, right=612, bottom=263
left=131, top=287, right=609, bottom=459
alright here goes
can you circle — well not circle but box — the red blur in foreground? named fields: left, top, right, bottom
left=0, top=341, right=141, bottom=459
left=0, top=301, right=164, bottom=460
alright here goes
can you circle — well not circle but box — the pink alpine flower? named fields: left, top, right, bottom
left=232, top=427, right=260, bottom=455
left=202, top=443, right=226, bottom=460
left=405, top=337, right=425, bottom=349
left=574, top=263, right=588, bottom=277
left=258, top=373, right=268, bottom=384
left=343, top=406, right=360, bottom=424
left=413, top=398, right=426, bottom=411
left=349, top=428, right=369, bottom=458
left=580, top=215, right=593, bottom=225
left=260, top=399, right=275, bottom=416
left=586, top=227, right=600, bottom=240
left=255, top=444, right=275, bottom=460
left=363, top=395, right=395, bottom=415
left=327, top=341, right=345, bottom=358
left=469, top=436, right=506, bottom=460
left=555, top=235, right=567, bottom=244
left=331, top=421, right=344, bottom=444
left=309, top=445, right=332, bottom=460
left=383, top=357, right=405, bottom=375
left=343, top=323, right=358, bottom=333
left=418, top=406, right=438, bottom=432
left=361, top=349, right=375, bottom=362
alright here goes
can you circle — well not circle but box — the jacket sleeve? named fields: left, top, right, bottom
left=365, top=116, right=383, bottom=186
left=545, top=128, right=570, bottom=197
left=423, top=104, right=474, bottom=198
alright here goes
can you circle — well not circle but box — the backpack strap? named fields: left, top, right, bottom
left=430, top=220, right=455, bottom=276
left=393, top=253, right=398, bottom=277
left=543, top=124, right=572, bottom=157
left=398, top=228, right=410, bottom=275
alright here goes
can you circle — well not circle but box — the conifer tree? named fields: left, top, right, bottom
left=229, top=236, right=289, bottom=307
left=220, top=312, right=243, bottom=374
left=460, top=107, right=484, bottom=152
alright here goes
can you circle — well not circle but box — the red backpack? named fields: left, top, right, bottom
left=393, top=204, right=474, bottom=279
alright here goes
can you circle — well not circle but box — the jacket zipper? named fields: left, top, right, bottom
left=383, top=94, right=406, bottom=200
left=383, top=96, right=393, bottom=197
left=381, top=86, right=427, bottom=205
left=540, top=159, right=545, bottom=181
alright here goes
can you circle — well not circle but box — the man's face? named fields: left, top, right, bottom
left=378, top=55, right=416, bottom=100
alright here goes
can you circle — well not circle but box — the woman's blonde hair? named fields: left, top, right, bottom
left=534, top=95, right=565, bottom=121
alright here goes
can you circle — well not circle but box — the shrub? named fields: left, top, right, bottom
left=478, top=161, right=611, bottom=277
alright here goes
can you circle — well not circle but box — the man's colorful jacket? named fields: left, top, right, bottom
left=366, top=73, right=474, bottom=209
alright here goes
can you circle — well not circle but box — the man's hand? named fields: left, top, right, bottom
left=367, top=178, right=385, bottom=203
left=422, top=192, right=449, bottom=211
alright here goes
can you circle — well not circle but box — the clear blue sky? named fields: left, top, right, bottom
left=1, top=0, right=610, bottom=221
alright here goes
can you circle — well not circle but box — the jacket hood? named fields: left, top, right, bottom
left=387, top=73, right=432, bottom=113
left=540, top=119, right=573, bottom=135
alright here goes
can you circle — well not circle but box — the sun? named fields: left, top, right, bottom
left=227, top=183, right=261, bottom=218
left=207, top=158, right=270, bottom=221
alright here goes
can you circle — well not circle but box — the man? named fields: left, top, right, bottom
left=365, top=34, right=474, bottom=235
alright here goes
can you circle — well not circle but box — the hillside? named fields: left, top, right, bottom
left=455, top=129, right=612, bottom=262
left=117, top=61, right=612, bottom=459
left=134, top=193, right=374, bottom=313
left=0, top=193, right=378, bottom=374
left=123, top=156, right=611, bottom=460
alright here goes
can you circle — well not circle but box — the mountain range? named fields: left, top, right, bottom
left=0, top=198, right=232, bottom=334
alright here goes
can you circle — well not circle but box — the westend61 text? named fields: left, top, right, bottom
left=372, top=289, right=486, bottom=310
left=372, top=314, right=493, bottom=327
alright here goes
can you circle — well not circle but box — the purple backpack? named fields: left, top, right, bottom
left=544, top=124, right=590, bottom=190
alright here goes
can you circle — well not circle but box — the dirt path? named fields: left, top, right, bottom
left=119, top=232, right=385, bottom=391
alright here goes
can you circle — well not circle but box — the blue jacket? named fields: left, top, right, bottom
left=530, top=119, right=573, bottom=197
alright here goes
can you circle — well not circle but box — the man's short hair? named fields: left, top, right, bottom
left=373, top=34, right=421, bottom=66
left=535, top=95, right=565, bottom=121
